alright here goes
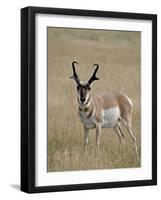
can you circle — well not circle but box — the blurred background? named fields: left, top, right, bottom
left=47, top=27, right=141, bottom=172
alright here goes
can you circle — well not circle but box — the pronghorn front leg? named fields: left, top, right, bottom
left=84, top=126, right=89, bottom=155
left=96, top=123, right=101, bottom=153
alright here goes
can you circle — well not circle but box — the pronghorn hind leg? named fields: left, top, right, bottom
left=131, top=128, right=139, bottom=159
left=122, top=120, right=139, bottom=159
left=117, top=122, right=126, bottom=138
left=113, top=125, right=122, bottom=143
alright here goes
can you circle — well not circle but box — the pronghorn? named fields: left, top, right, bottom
left=70, top=61, right=138, bottom=158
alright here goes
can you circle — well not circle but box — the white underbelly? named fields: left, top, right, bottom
left=101, top=107, right=120, bottom=128
left=79, top=107, right=120, bottom=129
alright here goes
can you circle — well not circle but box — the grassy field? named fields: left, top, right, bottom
left=47, top=28, right=141, bottom=172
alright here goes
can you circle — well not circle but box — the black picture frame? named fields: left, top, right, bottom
left=21, top=6, right=157, bottom=193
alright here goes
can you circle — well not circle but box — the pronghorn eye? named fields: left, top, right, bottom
left=86, top=85, right=91, bottom=91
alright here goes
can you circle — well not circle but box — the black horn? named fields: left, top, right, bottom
left=70, top=61, right=80, bottom=85
left=88, top=64, right=99, bottom=85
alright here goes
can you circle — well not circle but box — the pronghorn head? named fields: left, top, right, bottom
left=70, top=61, right=99, bottom=105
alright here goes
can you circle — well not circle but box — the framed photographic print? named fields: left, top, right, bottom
left=21, top=6, right=157, bottom=193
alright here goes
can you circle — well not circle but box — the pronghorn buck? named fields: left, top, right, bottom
left=70, top=61, right=138, bottom=158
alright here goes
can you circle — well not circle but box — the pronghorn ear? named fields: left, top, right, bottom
left=69, top=75, right=79, bottom=86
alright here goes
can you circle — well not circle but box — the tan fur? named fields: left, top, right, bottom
left=87, top=92, right=133, bottom=124
left=78, top=91, right=138, bottom=158
left=71, top=62, right=138, bottom=158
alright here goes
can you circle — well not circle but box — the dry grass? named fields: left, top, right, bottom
left=47, top=28, right=141, bottom=172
